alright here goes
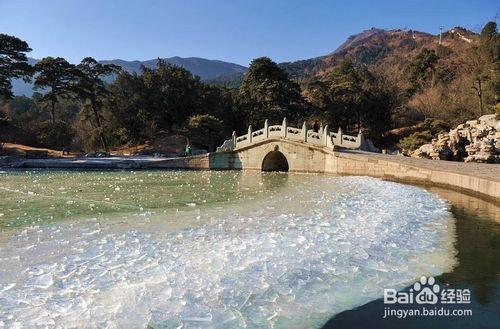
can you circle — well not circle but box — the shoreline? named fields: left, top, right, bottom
left=2, top=151, right=499, bottom=203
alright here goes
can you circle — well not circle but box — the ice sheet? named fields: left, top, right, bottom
left=0, top=173, right=456, bottom=328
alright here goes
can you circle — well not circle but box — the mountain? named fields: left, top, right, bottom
left=331, top=27, right=391, bottom=54
left=277, top=26, right=485, bottom=128
left=12, top=57, right=247, bottom=96
left=210, top=27, right=478, bottom=88
left=11, top=58, right=39, bottom=96
left=279, top=27, right=478, bottom=84
left=12, top=27, right=478, bottom=95
left=100, top=57, right=247, bottom=80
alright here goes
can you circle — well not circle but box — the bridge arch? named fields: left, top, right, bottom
left=261, top=149, right=289, bottom=172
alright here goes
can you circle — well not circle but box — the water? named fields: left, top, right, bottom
left=0, top=170, right=458, bottom=327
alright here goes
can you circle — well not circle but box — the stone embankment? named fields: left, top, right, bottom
left=1, top=148, right=499, bottom=203
left=334, top=150, right=500, bottom=203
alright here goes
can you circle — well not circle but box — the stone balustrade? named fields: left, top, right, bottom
left=217, top=118, right=364, bottom=152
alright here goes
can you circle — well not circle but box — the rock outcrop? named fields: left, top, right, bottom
left=411, top=114, right=500, bottom=163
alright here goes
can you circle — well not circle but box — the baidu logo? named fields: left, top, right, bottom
left=414, top=276, right=440, bottom=304
left=384, top=276, right=471, bottom=305
left=382, top=276, right=472, bottom=318
left=384, top=276, right=440, bottom=305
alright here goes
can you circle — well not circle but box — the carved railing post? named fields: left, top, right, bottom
left=248, top=125, right=253, bottom=143
left=323, top=125, right=330, bottom=147
left=218, top=120, right=363, bottom=152
left=282, top=117, right=288, bottom=138
left=357, top=131, right=364, bottom=149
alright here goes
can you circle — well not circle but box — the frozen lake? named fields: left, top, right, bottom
left=0, top=170, right=456, bottom=327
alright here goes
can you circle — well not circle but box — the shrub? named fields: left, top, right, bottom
left=38, top=121, right=74, bottom=149
left=398, top=130, right=433, bottom=153
left=188, top=114, right=224, bottom=151
left=422, top=118, right=449, bottom=135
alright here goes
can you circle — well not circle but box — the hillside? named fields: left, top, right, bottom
left=3, top=23, right=496, bottom=155
left=209, top=27, right=479, bottom=91
left=280, top=27, right=478, bottom=84
left=12, top=28, right=477, bottom=95
left=12, top=57, right=247, bottom=96
left=287, top=27, right=488, bottom=128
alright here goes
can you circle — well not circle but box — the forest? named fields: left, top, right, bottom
left=0, top=22, right=498, bottom=154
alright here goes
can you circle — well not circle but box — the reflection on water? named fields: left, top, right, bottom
left=260, top=171, right=289, bottom=190
left=441, top=206, right=499, bottom=306
left=0, top=170, right=458, bottom=328
left=323, top=186, right=500, bottom=329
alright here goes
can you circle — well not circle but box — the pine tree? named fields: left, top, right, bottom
left=76, top=57, right=120, bottom=151
left=0, top=34, right=32, bottom=99
left=34, top=57, right=78, bottom=124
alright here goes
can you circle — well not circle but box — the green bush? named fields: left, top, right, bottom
left=398, top=130, right=433, bottom=153
left=38, top=121, right=74, bottom=149
left=397, top=118, right=450, bottom=154
left=422, top=118, right=449, bottom=135
left=188, top=114, right=224, bottom=151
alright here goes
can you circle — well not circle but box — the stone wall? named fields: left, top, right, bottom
left=333, top=151, right=500, bottom=202
left=211, top=138, right=500, bottom=202
left=3, top=138, right=499, bottom=202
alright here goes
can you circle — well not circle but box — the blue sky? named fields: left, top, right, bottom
left=0, top=0, right=498, bottom=66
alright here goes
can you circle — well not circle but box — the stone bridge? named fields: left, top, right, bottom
left=199, top=119, right=498, bottom=201
left=213, top=118, right=371, bottom=172
left=224, top=118, right=365, bottom=153
left=3, top=118, right=499, bottom=201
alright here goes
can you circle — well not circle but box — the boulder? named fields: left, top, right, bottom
left=411, top=114, right=499, bottom=163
